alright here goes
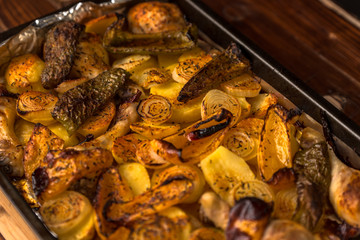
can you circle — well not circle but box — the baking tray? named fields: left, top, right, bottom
left=1, top=0, right=360, bottom=239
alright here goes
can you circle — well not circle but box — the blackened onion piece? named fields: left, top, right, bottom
left=226, top=197, right=272, bottom=240
left=32, top=167, right=49, bottom=197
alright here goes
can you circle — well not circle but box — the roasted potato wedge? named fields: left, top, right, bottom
left=248, top=93, right=278, bottom=119
left=200, top=146, right=255, bottom=205
left=5, top=54, right=46, bottom=94
left=118, top=163, right=150, bottom=196
left=258, top=105, right=299, bottom=181
left=14, top=118, right=35, bottom=145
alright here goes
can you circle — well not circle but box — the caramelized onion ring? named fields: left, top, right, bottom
left=137, top=95, right=172, bottom=124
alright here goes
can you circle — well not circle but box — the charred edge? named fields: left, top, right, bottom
left=125, top=89, right=142, bottom=103
left=77, top=134, right=95, bottom=145
left=189, top=114, right=231, bottom=140
left=287, top=108, right=303, bottom=121
left=231, top=197, right=273, bottom=221
left=32, top=167, right=49, bottom=197
left=320, top=110, right=353, bottom=167
left=193, top=108, right=231, bottom=129
left=103, top=198, right=127, bottom=224
left=186, top=24, right=197, bottom=42
left=177, top=92, right=189, bottom=103
left=160, top=175, right=189, bottom=187
left=0, top=88, right=17, bottom=98
left=16, top=104, right=29, bottom=116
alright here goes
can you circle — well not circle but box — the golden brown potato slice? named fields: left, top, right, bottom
left=54, top=78, right=89, bottom=94
left=257, top=105, right=299, bottom=181
left=220, top=73, right=261, bottom=98
left=5, top=54, right=46, bottom=94
left=23, top=123, right=64, bottom=182
left=118, top=163, right=150, bottom=196
left=85, top=13, right=117, bottom=36
left=248, top=93, right=278, bottom=119
left=32, top=148, right=113, bottom=202
left=77, top=101, right=116, bottom=138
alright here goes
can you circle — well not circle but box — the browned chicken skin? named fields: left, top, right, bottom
left=127, top=1, right=186, bottom=34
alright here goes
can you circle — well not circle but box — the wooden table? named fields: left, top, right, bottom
left=0, top=0, right=360, bottom=239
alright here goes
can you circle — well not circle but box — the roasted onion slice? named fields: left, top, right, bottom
left=137, top=95, right=172, bottom=125
left=201, top=89, right=241, bottom=126
left=222, top=118, right=264, bottom=161
left=233, top=180, right=274, bottom=204
left=220, top=73, right=261, bottom=98
left=273, top=187, right=298, bottom=220
left=16, top=91, right=58, bottom=125
left=172, top=55, right=212, bottom=84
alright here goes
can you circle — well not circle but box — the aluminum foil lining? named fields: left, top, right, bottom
left=0, top=0, right=134, bottom=82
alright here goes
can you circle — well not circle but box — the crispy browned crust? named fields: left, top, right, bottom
left=41, top=21, right=84, bottom=89
left=23, top=123, right=64, bottom=182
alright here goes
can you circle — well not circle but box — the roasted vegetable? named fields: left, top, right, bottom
left=16, top=91, right=58, bottom=125
left=137, top=95, right=172, bottom=125
left=23, top=123, right=64, bottom=182
left=220, top=73, right=261, bottom=98
left=136, top=68, right=171, bottom=89
left=113, top=54, right=153, bottom=71
left=105, top=175, right=194, bottom=224
left=54, top=78, right=89, bottom=94
left=118, top=163, right=150, bottom=196
left=52, top=68, right=128, bottom=134
left=40, top=191, right=95, bottom=240
left=329, top=147, right=360, bottom=228
left=103, top=15, right=197, bottom=54
left=129, top=215, right=180, bottom=240
left=222, top=118, right=264, bottom=162
left=32, top=148, right=113, bottom=202
left=226, top=197, right=272, bottom=240
left=5, top=53, right=46, bottom=94
left=292, top=142, right=331, bottom=231
left=262, top=219, right=315, bottom=240
left=0, top=97, right=24, bottom=177
left=273, top=187, right=298, bottom=220
left=233, top=180, right=274, bottom=204
left=159, top=207, right=192, bottom=240
left=150, top=80, right=184, bottom=101
left=248, top=93, right=277, bottom=119
left=258, top=105, right=299, bottom=181
left=200, top=146, right=255, bottom=205
left=77, top=101, right=116, bottom=138
left=172, top=55, right=212, bottom=84
left=41, top=21, right=84, bottom=89
left=152, top=164, right=205, bottom=203
left=85, top=12, right=117, bottom=36
left=112, top=133, right=146, bottom=164
left=177, top=43, right=249, bottom=103
left=199, top=191, right=230, bottom=230
left=130, top=121, right=181, bottom=139
left=201, top=89, right=241, bottom=126
left=48, top=123, right=80, bottom=147
left=93, top=167, right=133, bottom=239
left=14, top=118, right=35, bottom=145
left=136, top=139, right=181, bottom=169
left=69, top=39, right=110, bottom=79
left=127, top=1, right=186, bottom=34
left=189, top=228, right=226, bottom=240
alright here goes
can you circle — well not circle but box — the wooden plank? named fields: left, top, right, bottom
left=0, top=189, right=39, bottom=240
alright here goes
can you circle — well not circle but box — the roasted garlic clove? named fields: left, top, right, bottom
left=0, top=97, right=24, bottom=177
left=226, top=197, right=272, bottom=240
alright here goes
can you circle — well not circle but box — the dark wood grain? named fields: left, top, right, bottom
left=202, top=0, right=360, bottom=124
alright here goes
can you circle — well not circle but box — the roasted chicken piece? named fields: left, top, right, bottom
left=41, top=21, right=84, bottom=89
left=127, top=1, right=186, bottom=34
left=0, top=97, right=24, bottom=177
left=32, top=148, right=113, bottom=202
